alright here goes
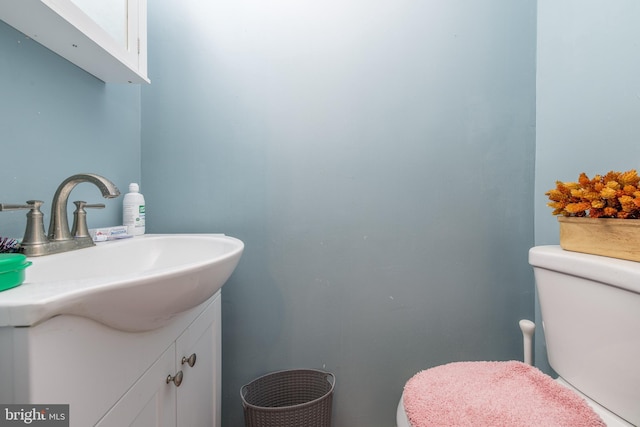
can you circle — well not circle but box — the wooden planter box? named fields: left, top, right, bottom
left=558, top=216, right=640, bottom=262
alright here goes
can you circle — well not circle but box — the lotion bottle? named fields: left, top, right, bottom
left=123, top=183, right=145, bottom=236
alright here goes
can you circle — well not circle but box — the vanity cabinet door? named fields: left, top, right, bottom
left=95, top=344, right=176, bottom=427
left=176, top=294, right=222, bottom=427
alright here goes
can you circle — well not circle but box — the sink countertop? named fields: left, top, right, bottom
left=0, top=234, right=244, bottom=331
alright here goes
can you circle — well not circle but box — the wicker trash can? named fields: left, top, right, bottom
left=241, top=369, right=335, bottom=427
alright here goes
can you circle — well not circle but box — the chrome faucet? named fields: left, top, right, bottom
left=48, top=174, right=120, bottom=241
left=0, top=173, right=120, bottom=256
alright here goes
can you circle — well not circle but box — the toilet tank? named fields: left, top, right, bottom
left=529, top=246, right=640, bottom=426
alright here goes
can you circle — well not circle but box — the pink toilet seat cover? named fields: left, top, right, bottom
left=403, top=361, right=605, bottom=427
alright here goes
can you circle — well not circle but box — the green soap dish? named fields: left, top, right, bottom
left=0, top=254, right=32, bottom=292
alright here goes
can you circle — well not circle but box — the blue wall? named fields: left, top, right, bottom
left=2, top=2, right=537, bottom=426
left=0, top=22, right=141, bottom=238
left=535, top=0, right=640, bottom=372
left=12, top=1, right=640, bottom=424
left=142, top=1, right=536, bottom=426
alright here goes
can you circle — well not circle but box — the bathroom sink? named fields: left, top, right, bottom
left=0, top=234, right=243, bottom=331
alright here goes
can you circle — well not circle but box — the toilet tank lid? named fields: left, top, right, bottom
left=529, top=246, right=640, bottom=295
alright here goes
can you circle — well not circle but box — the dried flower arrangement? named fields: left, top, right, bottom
left=546, top=169, right=640, bottom=219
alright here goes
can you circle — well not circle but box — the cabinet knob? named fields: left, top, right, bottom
left=166, top=371, right=183, bottom=387
left=181, top=353, right=197, bottom=368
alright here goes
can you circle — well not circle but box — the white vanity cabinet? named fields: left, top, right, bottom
left=0, top=291, right=222, bottom=427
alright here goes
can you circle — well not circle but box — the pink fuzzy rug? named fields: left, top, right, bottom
left=403, top=361, right=606, bottom=427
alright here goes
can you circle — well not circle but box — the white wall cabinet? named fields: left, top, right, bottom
left=0, top=291, right=221, bottom=427
left=0, top=0, right=148, bottom=83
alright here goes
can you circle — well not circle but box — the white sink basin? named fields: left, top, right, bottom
left=0, top=234, right=243, bottom=331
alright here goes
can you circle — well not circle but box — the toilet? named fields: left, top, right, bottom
left=396, top=245, right=640, bottom=427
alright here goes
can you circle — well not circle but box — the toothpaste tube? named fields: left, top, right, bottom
left=89, top=226, right=132, bottom=242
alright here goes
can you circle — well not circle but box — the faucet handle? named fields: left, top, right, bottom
left=0, top=200, right=41, bottom=211
left=73, top=201, right=106, bottom=211
left=71, top=201, right=105, bottom=238
left=0, top=200, right=48, bottom=246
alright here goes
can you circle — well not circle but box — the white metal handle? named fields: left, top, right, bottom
left=519, top=319, right=535, bottom=366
